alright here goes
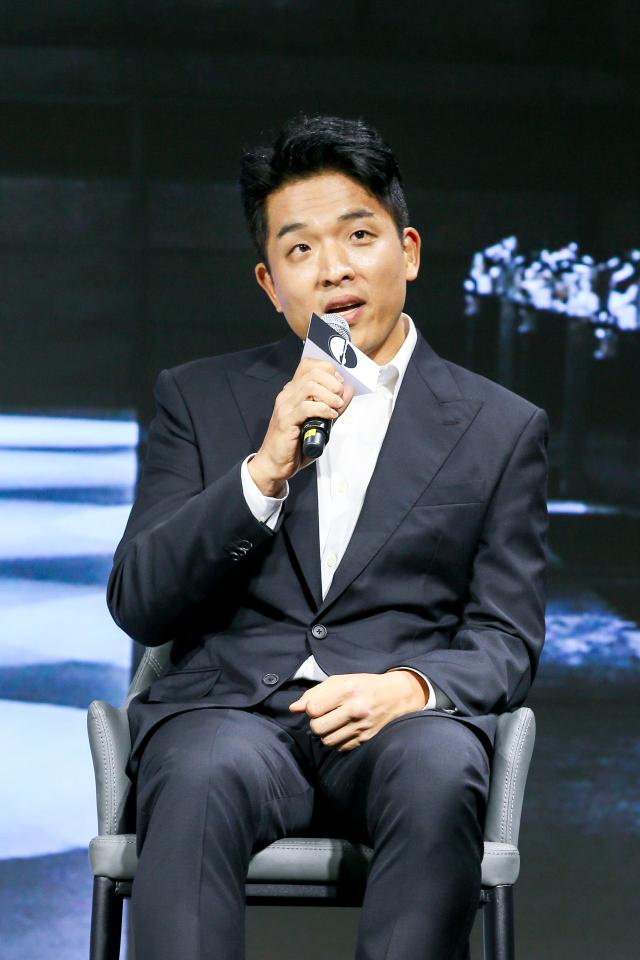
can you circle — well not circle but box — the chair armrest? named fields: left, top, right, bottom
left=124, top=642, right=172, bottom=708
left=484, top=706, right=536, bottom=846
left=87, top=700, right=134, bottom=835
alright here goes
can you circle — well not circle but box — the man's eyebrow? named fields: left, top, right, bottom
left=276, top=221, right=306, bottom=240
left=275, top=208, right=377, bottom=241
left=338, top=208, right=376, bottom=223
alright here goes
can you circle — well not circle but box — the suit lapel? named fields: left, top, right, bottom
left=316, top=332, right=483, bottom=616
left=280, top=461, right=323, bottom=609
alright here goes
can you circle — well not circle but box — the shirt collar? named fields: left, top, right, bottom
left=376, top=313, right=417, bottom=404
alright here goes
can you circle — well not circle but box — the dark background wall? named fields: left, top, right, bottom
left=1, top=4, right=639, bottom=959
left=2, top=1, right=639, bottom=426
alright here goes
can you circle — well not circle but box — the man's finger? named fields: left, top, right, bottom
left=292, top=359, right=338, bottom=382
left=309, top=705, right=353, bottom=738
left=289, top=674, right=363, bottom=717
left=319, top=721, right=364, bottom=749
left=292, top=685, right=343, bottom=717
left=288, top=696, right=308, bottom=712
left=289, top=683, right=339, bottom=714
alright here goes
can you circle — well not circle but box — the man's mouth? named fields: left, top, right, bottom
left=324, top=299, right=365, bottom=323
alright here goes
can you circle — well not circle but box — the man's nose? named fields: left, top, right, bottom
left=318, top=245, right=355, bottom=286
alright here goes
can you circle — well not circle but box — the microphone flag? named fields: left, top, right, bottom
left=300, top=313, right=378, bottom=396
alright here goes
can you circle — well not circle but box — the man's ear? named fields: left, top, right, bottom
left=255, top=262, right=283, bottom=312
left=402, top=227, right=421, bottom=282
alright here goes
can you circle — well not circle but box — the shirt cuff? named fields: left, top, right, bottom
left=387, top=667, right=437, bottom=710
left=241, top=454, right=289, bottom=531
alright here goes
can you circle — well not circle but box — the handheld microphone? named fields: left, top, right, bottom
left=301, top=313, right=351, bottom=460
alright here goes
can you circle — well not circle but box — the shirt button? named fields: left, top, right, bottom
left=311, top=624, right=327, bottom=640
left=325, top=553, right=337, bottom=568
left=262, top=673, right=279, bottom=686
left=335, top=478, right=348, bottom=495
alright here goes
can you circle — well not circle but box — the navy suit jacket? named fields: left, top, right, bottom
left=108, top=328, right=548, bottom=773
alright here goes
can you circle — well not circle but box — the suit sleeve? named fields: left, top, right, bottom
left=107, top=369, right=280, bottom=646
left=401, top=407, right=549, bottom=716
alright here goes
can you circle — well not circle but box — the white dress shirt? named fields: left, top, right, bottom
left=240, top=314, right=437, bottom=709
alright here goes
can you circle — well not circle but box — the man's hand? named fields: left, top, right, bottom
left=249, top=358, right=355, bottom=497
left=288, top=671, right=428, bottom=752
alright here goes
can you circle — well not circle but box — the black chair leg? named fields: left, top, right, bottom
left=482, top=885, right=515, bottom=960
left=90, top=876, right=124, bottom=960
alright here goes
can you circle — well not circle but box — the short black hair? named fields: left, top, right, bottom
left=239, top=114, right=410, bottom=264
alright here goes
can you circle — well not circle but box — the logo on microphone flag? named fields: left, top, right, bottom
left=301, top=313, right=378, bottom=396
left=328, top=335, right=357, bottom=367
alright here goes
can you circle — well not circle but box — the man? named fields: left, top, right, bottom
left=108, top=115, right=548, bottom=960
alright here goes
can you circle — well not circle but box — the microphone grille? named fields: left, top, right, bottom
left=321, top=313, right=352, bottom=342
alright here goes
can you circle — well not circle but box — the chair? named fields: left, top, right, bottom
left=87, top=642, right=536, bottom=960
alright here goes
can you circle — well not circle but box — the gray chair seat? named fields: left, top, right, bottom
left=89, top=834, right=520, bottom=889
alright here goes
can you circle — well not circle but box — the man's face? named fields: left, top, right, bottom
left=255, top=172, right=421, bottom=365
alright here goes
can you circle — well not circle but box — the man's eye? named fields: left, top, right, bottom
left=351, top=230, right=372, bottom=241
left=290, top=243, right=310, bottom=255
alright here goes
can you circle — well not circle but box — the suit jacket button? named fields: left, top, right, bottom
left=311, top=624, right=327, bottom=639
left=227, top=539, right=252, bottom=561
left=262, top=673, right=279, bottom=686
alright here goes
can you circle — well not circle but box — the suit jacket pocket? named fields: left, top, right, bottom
left=414, top=479, right=486, bottom=507
left=146, top=666, right=221, bottom=703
